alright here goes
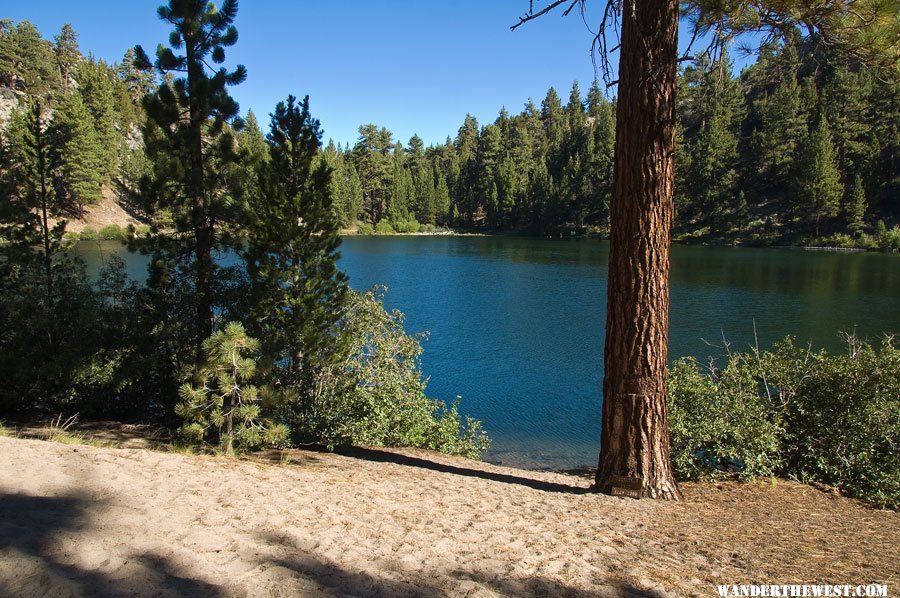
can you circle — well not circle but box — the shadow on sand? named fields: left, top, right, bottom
left=333, top=445, right=595, bottom=495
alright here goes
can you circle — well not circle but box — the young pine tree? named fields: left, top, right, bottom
left=245, top=95, right=349, bottom=414
left=53, top=23, right=80, bottom=91
left=4, top=102, right=66, bottom=346
left=177, top=322, right=288, bottom=455
left=846, top=175, right=867, bottom=236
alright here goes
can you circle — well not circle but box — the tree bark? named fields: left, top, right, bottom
left=595, top=0, right=682, bottom=500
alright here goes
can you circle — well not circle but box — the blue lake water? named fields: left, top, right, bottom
left=76, top=237, right=900, bottom=469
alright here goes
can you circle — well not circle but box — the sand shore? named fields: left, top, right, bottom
left=0, top=435, right=896, bottom=597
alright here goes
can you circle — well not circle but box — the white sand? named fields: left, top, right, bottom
left=0, top=436, right=896, bottom=597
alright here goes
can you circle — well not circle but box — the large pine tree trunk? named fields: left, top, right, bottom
left=594, top=0, right=682, bottom=500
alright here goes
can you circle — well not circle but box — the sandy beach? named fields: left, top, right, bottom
left=0, top=435, right=897, bottom=597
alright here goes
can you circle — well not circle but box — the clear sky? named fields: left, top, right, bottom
left=4, top=1, right=754, bottom=148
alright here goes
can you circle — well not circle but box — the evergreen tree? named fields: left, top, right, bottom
left=846, top=175, right=867, bottom=236
left=52, top=91, right=105, bottom=211
left=351, top=124, right=394, bottom=224
left=53, top=23, right=80, bottom=91
left=118, top=47, right=156, bottom=103
left=5, top=102, right=65, bottom=345
left=75, top=58, right=119, bottom=182
left=134, top=0, right=247, bottom=362
left=685, top=54, right=741, bottom=235
left=476, top=123, right=503, bottom=226
left=749, top=37, right=806, bottom=185
left=0, top=20, right=58, bottom=94
left=244, top=95, right=349, bottom=408
left=794, top=116, right=844, bottom=237
left=454, top=114, right=479, bottom=224
left=432, top=161, right=451, bottom=225
left=177, top=322, right=288, bottom=454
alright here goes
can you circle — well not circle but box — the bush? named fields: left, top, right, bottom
left=355, top=221, right=374, bottom=235
left=874, top=221, right=900, bottom=250
left=668, top=335, right=900, bottom=508
left=79, top=226, right=100, bottom=240
left=303, top=288, right=490, bottom=459
left=374, top=220, right=395, bottom=234
left=668, top=356, right=782, bottom=480
left=99, top=224, right=127, bottom=241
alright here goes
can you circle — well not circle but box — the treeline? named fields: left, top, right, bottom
left=1, top=19, right=897, bottom=246
left=0, top=8, right=487, bottom=458
left=323, top=33, right=897, bottom=245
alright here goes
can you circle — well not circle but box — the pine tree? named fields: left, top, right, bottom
left=433, top=162, right=451, bottom=225
left=6, top=102, right=65, bottom=345
left=177, top=322, right=288, bottom=455
left=244, top=95, right=349, bottom=408
left=0, top=20, right=58, bottom=94
left=794, top=116, right=844, bottom=237
left=845, top=175, right=867, bottom=236
left=53, top=23, right=80, bottom=91
left=685, top=54, right=741, bottom=235
left=77, top=58, right=123, bottom=183
left=52, top=91, right=105, bottom=211
left=476, top=123, right=503, bottom=226
left=351, top=124, right=394, bottom=224
left=134, top=0, right=247, bottom=362
left=118, top=47, right=156, bottom=103
left=749, top=37, right=806, bottom=185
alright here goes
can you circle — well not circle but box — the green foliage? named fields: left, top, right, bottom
left=845, top=175, right=867, bottom=236
left=176, top=322, right=288, bottom=454
left=374, top=219, right=395, bottom=234
left=874, top=221, right=900, bottom=250
left=0, top=20, right=58, bottom=95
left=793, top=116, right=843, bottom=237
left=135, top=0, right=248, bottom=371
left=304, top=288, right=490, bottom=459
left=668, top=357, right=783, bottom=480
left=244, top=94, right=348, bottom=407
left=668, top=335, right=900, bottom=508
left=51, top=90, right=105, bottom=210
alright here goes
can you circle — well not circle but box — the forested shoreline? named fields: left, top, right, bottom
left=0, top=8, right=897, bottom=509
left=0, top=19, right=897, bottom=247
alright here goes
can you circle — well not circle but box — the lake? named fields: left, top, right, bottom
left=75, top=237, right=900, bottom=470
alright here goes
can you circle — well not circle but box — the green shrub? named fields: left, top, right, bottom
left=668, top=335, right=900, bottom=508
left=355, top=221, right=374, bottom=235
left=305, top=288, right=490, bottom=459
left=374, top=220, right=395, bottom=234
left=79, top=226, right=100, bottom=240
left=876, top=223, right=900, bottom=250
left=99, top=224, right=127, bottom=241
left=668, top=356, right=782, bottom=480
left=779, top=336, right=899, bottom=508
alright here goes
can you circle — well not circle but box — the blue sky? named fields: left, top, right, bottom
left=5, top=1, right=757, bottom=148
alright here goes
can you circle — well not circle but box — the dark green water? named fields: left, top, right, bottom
left=75, top=237, right=900, bottom=470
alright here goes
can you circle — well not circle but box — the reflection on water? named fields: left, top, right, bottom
left=75, top=238, right=900, bottom=470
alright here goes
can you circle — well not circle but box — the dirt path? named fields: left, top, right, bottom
left=0, top=437, right=896, bottom=597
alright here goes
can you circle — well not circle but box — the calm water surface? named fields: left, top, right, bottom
left=76, top=237, right=900, bottom=469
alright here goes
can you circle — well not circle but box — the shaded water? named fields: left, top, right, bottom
left=75, top=237, right=900, bottom=469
